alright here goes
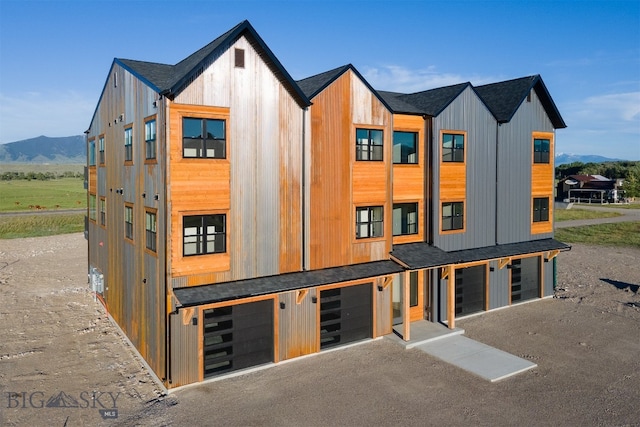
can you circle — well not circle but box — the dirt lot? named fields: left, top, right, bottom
left=1, top=234, right=639, bottom=426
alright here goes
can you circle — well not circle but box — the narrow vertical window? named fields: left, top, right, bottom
left=533, top=138, right=550, bottom=163
left=124, top=127, right=133, bottom=163
left=99, top=197, right=106, bottom=226
left=145, top=211, right=157, bottom=252
left=125, top=205, right=134, bottom=240
left=88, top=139, right=96, bottom=166
left=98, top=136, right=105, bottom=165
left=89, top=194, right=97, bottom=221
left=145, top=119, right=156, bottom=160
left=235, top=48, right=245, bottom=68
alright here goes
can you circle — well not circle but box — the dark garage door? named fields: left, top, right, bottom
left=203, top=299, right=274, bottom=378
left=455, top=265, right=486, bottom=316
left=511, top=257, right=540, bottom=302
left=320, top=283, right=372, bottom=350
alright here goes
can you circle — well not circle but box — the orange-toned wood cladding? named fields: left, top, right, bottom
left=169, top=103, right=231, bottom=277
left=531, top=131, right=554, bottom=234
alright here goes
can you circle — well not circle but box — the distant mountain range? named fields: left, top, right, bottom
left=0, top=135, right=85, bottom=164
left=0, top=135, right=628, bottom=166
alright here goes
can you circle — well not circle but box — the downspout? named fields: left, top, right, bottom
left=162, top=95, right=172, bottom=387
left=495, top=122, right=500, bottom=246
left=301, top=107, right=307, bottom=271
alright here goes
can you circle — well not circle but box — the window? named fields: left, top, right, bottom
left=89, top=194, right=96, bottom=221
left=183, top=118, right=226, bottom=158
left=99, top=197, right=106, bottom=226
left=125, top=205, right=133, bottom=240
left=98, top=136, right=105, bottom=165
left=393, top=203, right=418, bottom=236
left=442, top=133, right=464, bottom=162
left=533, top=138, right=550, bottom=163
left=145, top=211, right=157, bottom=252
left=533, top=197, right=549, bottom=222
left=409, top=271, right=418, bottom=307
left=356, top=128, right=383, bottom=161
left=393, top=131, right=418, bottom=164
left=145, top=119, right=156, bottom=160
left=235, top=48, right=245, bottom=68
left=183, top=214, right=226, bottom=256
left=88, top=139, right=96, bottom=166
left=356, top=206, right=384, bottom=238
left=442, top=202, right=464, bottom=231
left=124, top=127, right=133, bottom=162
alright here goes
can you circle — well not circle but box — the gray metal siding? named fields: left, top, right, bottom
left=488, top=260, right=510, bottom=309
left=278, top=290, right=317, bottom=361
left=432, top=87, right=497, bottom=251
left=170, top=310, right=200, bottom=387
left=543, top=257, right=554, bottom=296
left=497, top=90, right=555, bottom=244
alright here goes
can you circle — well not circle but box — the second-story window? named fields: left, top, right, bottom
left=533, top=197, right=550, bottom=222
left=356, top=206, right=384, bottom=238
left=356, top=128, right=383, bottom=161
left=183, top=117, right=226, bottom=159
left=125, top=205, right=133, bottom=240
left=393, top=131, right=418, bottom=164
left=88, top=139, right=96, bottom=166
left=124, top=127, right=133, bottom=163
left=145, top=119, right=156, bottom=160
left=99, top=197, right=106, bottom=226
left=442, top=133, right=464, bottom=162
left=533, top=138, right=550, bottom=163
left=442, top=201, right=464, bottom=231
left=98, top=136, right=105, bottom=165
left=393, top=203, right=418, bottom=236
left=145, top=211, right=157, bottom=252
left=183, top=214, right=226, bottom=256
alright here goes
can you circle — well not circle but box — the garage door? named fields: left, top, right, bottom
left=454, top=265, right=486, bottom=316
left=319, top=283, right=372, bottom=350
left=511, top=257, right=540, bottom=302
left=203, top=299, right=273, bottom=378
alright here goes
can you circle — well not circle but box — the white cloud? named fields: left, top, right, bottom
left=0, top=91, right=94, bottom=143
left=361, top=64, right=496, bottom=93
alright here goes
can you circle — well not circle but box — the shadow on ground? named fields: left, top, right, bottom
left=600, top=278, right=639, bottom=293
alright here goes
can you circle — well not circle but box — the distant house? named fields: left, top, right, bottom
left=85, top=20, right=569, bottom=389
left=557, top=174, right=619, bottom=202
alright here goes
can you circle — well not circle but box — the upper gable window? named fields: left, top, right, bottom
left=442, top=133, right=464, bottom=162
left=393, top=131, right=418, bottom=164
left=533, top=138, right=550, bottom=164
left=235, top=48, right=245, bottom=68
left=183, top=117, right=226, bottom=159
left=356, top=128, right=383, bottom=161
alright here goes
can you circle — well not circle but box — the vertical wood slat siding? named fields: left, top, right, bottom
left=375, top=277, right=393, bottom=336
left=432, top=87, right=497, bottom=251
left=170, top=36, right=303, bottom=287
left=496, top=90, right=555, bottom=244
left=87, top=63, right=166, bottom=379
left=309, top=70, right=392, bottom=270
left=392, top=114, right=426, bottom=245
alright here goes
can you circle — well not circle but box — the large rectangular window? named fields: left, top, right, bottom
left=183, top=117, right=226, bottom=158
left=99, top=197, right=106, bottom=226
left=125, top=205, right=133, bottom=240
left=442, top=133, right=464, bottom=162
left=356, top=128, right=383, bottom=161
left=145, top=119, right=156, bottom=160
left=88, top=194, right=96, bottom=221
left=124, top=127, right=133, bottom=162
left=393, top=203, right=418, bottom=236
left=442, top=201, right=464, bottom=231
left=356, top=206, right=384, bottom=238
left=183, top=214, right=226, bottom=256
left=533, top=138, right=550, bottom=164
left=98, top=136, right=105, bottom=165
left=145, top=211, right=157, bottom=252
left=533, top=197, right=550, bottom=222
left=88, top=139, right=96, bottom=166
left=393, top=131, right=418, bottom=164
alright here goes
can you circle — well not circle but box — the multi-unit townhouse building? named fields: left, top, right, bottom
left=85, top=20, right=569, bottom=388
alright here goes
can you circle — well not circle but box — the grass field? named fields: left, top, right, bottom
left=555, top=221, right=640, bottom=249
left=1, top=163, right=84, bottom=175
left=0, top=177, right=85, bottom=211
left=0, top=213, right=85, bottom=239
left=555, top=209, right=621, bottom=221
left=573, top=202, right=640, bottom=210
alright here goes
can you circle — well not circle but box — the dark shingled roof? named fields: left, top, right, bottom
left=377, top=91, right=424, bottom=115
left=475, top=75, right=566, bottom=128
left=391, top=83, right=472, bottom=116
left=173, top=260, right=404, bottom=307
left=115, top=20, right=310, bottom=108
left=391, top=238, right=571, bottom=270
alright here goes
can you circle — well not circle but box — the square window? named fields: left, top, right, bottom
left=356, top=128, right=383, bottom=161
left=393, top=131, right=418, bottom=164
left=442, top=133, right=464, bottom=162
left=533, top=197, right=549, bottom=222
left=183, top=117, right=226, bottom=159
left=183, top=214, right=226, bottom=256
left=356, top=206, right=384, bottom=238
left=442, top=201, right=464, bottom=231
left=393, top=203, right=418, bottom=236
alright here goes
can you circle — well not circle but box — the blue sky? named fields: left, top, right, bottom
left=1, top=0, right=639, bottom=160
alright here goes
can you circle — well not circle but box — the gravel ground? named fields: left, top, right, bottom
left=1, top=233, right=639, bottom=426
